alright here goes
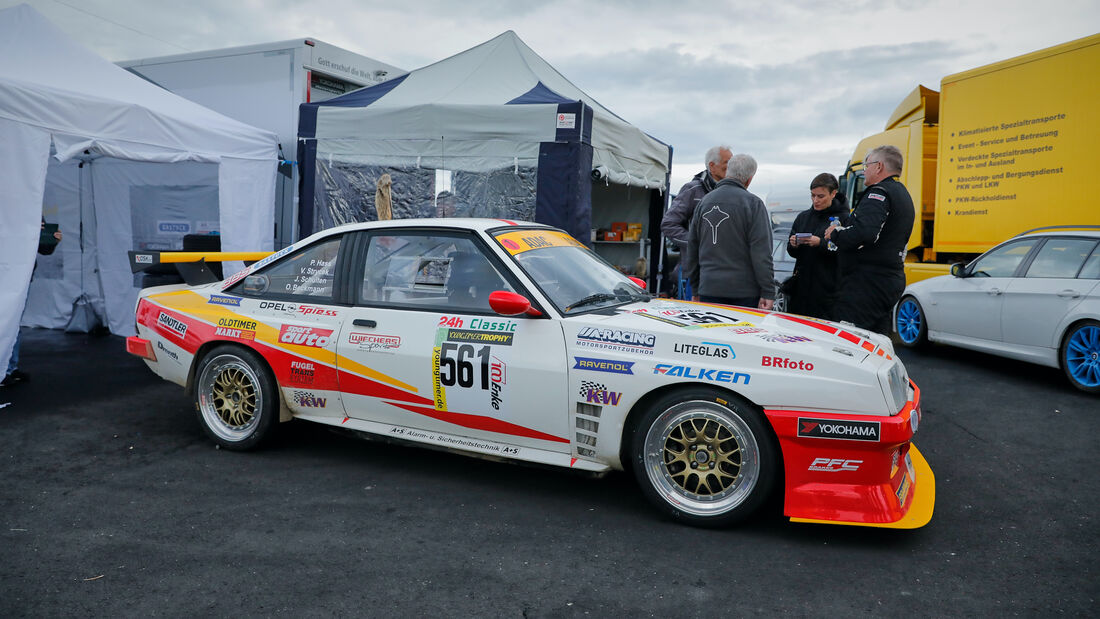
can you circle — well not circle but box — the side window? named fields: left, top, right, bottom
left=1079, top=245, right=1100, bottom=279
left=1025, top=238, right=1098, bottom=278
left=359, top=233, right=512, bottom=312
left=237, top=237, right=341, bottom=300
left=970, top=239, right=1038, bottom=278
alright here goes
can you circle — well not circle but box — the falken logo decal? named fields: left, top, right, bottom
left=797, top=418, right=880, bottom=442
left=157, top=312, right=188, bottom=339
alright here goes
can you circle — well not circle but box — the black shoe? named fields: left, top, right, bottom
left=1, top=370, right=29, bottom=386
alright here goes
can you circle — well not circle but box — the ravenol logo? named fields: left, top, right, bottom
left=157, top=221, right=191, bottom=234
left=207, top=294, right=242, bottom=307
left=573, top=357, right=634, bottom=375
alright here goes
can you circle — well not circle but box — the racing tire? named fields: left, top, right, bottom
left=630, top=388, right=778, bottom=527
left=895, top=296, right=928, bottom=348
left=194, top=345, right=278, bottom=450
left=1060, top=320, right=1100, bottom=394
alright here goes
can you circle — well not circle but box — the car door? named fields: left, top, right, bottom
left=335, top=229, right=571, bottom=454
left=1001, top=237, right=1100, bottom=350
left=926, top=238, right=1040, bottom=343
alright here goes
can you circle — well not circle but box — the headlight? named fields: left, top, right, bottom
left=881, top=359, right=910, bottom=414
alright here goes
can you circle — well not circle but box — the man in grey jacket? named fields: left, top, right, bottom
left=661, top=146, right=731, bottom=297
left=685, top=154, right=774, bottom=309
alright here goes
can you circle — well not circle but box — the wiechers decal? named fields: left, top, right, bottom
left=278, top=325, right=333, bottom=348
left=157, top=312, right=188, bottom=339
left=349, top=332, right=401, bottom=352
left=653, top=364, right=750, bottom=385
left=572, top=357, right=635, bottom=375
left=207, top=294, right=242, bottom=307
left=579, top=380, right=622, bottom=406
left=673, top=341, right=734, bottom=359
left=289, top=360, right=315, bottom=384
left=798, top=418, right=880, bottom=442
left=292, top=390, right=327, bottom=408
left=576, top=327, right=655, bottom=355
left=761, top=356, right=814, bottom=371
left=808, top=457, right=862, bottom=472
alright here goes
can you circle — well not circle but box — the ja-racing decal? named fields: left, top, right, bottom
left=576, top=327, right=655, bottom=355
left=432, top=317, right=513, bottom=413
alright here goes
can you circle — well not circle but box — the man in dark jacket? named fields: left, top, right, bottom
left=785, top=173, right=850, bottom=320
left=825, top=145, right=914, bottom=333
left=685, top=154, right=774, bottom=309
left=661, top=145, right=731, bottom=295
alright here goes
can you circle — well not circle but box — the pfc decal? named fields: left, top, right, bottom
left=215, top=317, right=258, bottom=341
left=673, top=341, right=734, bottom=359
left=653, top=364, right=750, bottom=385
left=757, top=333, right=812, bottom=344
left=278, top=325, right=333, bottom=348
left=156, top=340, right=180, bottom=364
left=289, top=360, right=315, bottom=385
left=207, top=294, right=242, bottom=307
left=349, top=332, right=401, bottom=352
left=761, top=356, right=814, bottom=371
left=579, top=380, right=622, bottom=406
left=292, top=390, right=327, bottom=408
left=798, top=418, right=881, bottom=442
left=576, top=327, right=655, bottom=355
left=808, top=457, right=862, bottom=472
left=572, top=357, right=635, bottom=375
left=157, top=312, right=188, bottom=339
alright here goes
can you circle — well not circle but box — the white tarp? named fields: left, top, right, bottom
left=309, top=31, right=670, bottom=189
left=0, top=4, right=278, bottom=374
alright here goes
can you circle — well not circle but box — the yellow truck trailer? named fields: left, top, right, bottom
left=840, top=33, right=1100, bottom=283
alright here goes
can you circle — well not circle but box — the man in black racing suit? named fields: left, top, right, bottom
left=825, top=144, right=914, bottom=334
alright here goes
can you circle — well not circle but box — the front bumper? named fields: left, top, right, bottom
left=764, top=381, right=935, bottom=529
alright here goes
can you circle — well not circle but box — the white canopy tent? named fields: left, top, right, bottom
left=0, top=4, right=278, bottom=375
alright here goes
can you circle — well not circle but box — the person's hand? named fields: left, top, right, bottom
left=806, top=235, right=821, bottom=247
left=758, top=298, right=774, bottom=310
left=788, top=234, right=798, bottom=246
left=53, top=231, right=62, bottom=242
left=691, top=295, right=699, bottom=302
left=824, top=225, right=838, bottom=240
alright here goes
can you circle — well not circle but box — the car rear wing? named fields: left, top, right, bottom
left=128, top=250, right=274, bottom=286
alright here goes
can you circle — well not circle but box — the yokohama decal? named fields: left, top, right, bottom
left=798, top=418, right=880, bottom=442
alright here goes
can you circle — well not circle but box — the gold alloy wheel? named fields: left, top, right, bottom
left=643, top=400, right=761, bottom=517
left=197, top=353, right=264, bottom=443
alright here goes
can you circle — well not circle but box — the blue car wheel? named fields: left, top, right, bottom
left=895, top=296, right=927, bottom=347
left=1061, top=321, right=1100, bottom=394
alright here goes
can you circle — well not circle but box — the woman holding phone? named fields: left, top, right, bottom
left=784, top=173, right=850, bottom=320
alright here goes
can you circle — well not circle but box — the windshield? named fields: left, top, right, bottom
left=492, top=228, right=649, bottom=314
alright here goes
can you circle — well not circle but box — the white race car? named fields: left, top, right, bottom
left=127, top=219, right=933, bottom=528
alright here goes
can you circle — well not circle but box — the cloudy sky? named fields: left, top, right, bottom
left=5, top=0, right=1099, bottom=201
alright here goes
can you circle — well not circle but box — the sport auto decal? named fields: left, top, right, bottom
left=572, top=357, right=634, bottom=375
left=576, top=327, right=655, bottom=355
left=653, top=364, right=750, bottom=384
left=797, top=418, right=881, bottom=442
left=278, top=325, right=333, bottom=348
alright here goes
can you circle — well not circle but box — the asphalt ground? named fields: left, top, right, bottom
left=1, top=327, right=1096, bottom=617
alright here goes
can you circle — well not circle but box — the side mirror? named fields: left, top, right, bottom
left=488, top=290, right=542, bottom=317
left=629, top=276, right=647, bottom=290
left=949, top=263, right=966, bottom=278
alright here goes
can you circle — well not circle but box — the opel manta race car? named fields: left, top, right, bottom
left=127, top=219, right=934, bottom=528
